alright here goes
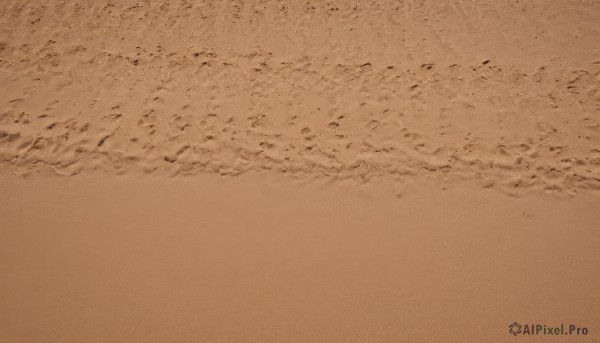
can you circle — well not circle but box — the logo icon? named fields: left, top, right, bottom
left=509, top=322, right=522, bottom=336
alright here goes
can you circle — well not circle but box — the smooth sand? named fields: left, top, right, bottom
left=1, top=173, right=599, bottom=342
left=1, top=0, right=600, bottom=341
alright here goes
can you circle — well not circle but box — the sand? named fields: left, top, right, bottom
left=1, top=0, right=599, bottom=342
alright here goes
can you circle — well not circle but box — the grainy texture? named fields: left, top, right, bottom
left=1, top=0, right=599, bottom=195
left=1, top=1, right=600, bottom=342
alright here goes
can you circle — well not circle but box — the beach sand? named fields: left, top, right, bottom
left=1, top=0, right=599, bottom=341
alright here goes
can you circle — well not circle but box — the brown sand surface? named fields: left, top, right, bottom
left=1, top=172, right=599, bottom=342
left=1, top=0, right=600, bottom=341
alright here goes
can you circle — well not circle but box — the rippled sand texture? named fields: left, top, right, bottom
left=1, top=1, right=600, bottom=195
